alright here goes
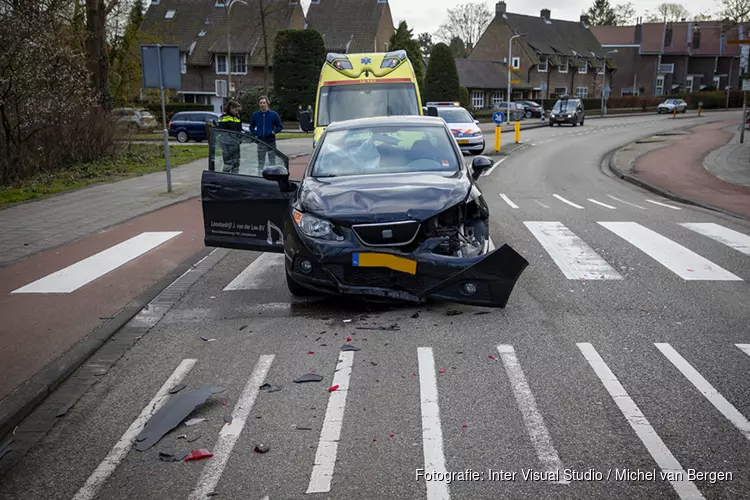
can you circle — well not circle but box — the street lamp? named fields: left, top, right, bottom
left=225, top=0, right=247, bottom=100
left=601, top=49, right=618, bottom=116
left=506, top=33, right=526, bottom=124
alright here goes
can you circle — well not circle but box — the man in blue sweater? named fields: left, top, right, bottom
left=250, top=95, right=283, bottom=168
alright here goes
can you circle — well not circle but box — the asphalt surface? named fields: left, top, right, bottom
left=1, top=113, right=749, bottom=500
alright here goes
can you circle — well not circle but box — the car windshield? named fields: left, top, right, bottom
left=316, top=83, right=421, bottom=127
left=525, top=101, right=540, bottom=107
left=553, top=100, right=577, bottom=112
left=312, top=124, right=459, bottom=177
left=436, top=108, right=473, bottom=123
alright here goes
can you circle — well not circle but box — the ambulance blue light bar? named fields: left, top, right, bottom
left=380, top=49, right=407, bottom=68
left=326, top=53, right=352, bottom=70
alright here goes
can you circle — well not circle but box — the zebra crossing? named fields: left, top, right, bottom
left=70, top=342, right=750, bottom=500
left=498, top=192, right=681, bottom=211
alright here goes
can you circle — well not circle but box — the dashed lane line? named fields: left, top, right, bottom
left=552, top=194, right=584, bottom=209
left=588, top=199, right=617, bottom=209
left=607, top=195, right=646, bottom=210
left=646, top=199, right=682, bottom=210
left=499, top=194, right=519, bottom=209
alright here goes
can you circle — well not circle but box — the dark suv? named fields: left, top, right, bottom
left=548, top=97, right=585, bottom=126
left=168, top=111, right=221, bottom=143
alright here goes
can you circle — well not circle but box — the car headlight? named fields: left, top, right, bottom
left=471, top=131, right=482, bottom=137
left=292, top=209, right=343, bottom=240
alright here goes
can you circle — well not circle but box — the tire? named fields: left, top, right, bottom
left=286, top=271, right=318, bottom=296
left=176, top=130, right=189, bottom=143
left=525, top=111, right=532, bottom=118
left=470, top=140, right=485, bottom=155
left=682, top=108, right=687, bottom=113
left=580, top=117, right=584, bottom=126
left=549, top=123, right=554, bottom=127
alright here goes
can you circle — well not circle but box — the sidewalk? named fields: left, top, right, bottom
left=610, top=119, right=750, bottom=220
left=0, top=140, right=312, bottom=267
left=703, top=124, right=750, bottom=187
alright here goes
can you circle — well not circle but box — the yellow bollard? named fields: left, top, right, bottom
left=698, top=106, right=702, bottom=116
left=494, top=125, right=502, bottom=152
left=673, top=107, right=677, bottom=118
left=514, top=120, right=520, bottom=143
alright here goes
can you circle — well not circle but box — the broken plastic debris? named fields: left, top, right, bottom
left=200, top=336, right=216, bottom=342
left=412, top=373, right=417, bottom=376
left=254, top=443, right=270, bottom=453
left=185, top=418, right=206, bottom=427
left=224, top=415, right=233, bottom=424
left=259, top=383, right=282, bottom=393
left=370, top=361, right=378, bottom=366
left=296, top=426, right=313, bottom=430
left=389, top=434, right=395, bottom=438
left=411, top=312, right=420, bottom=318
left=445, top=310, right=463, bottom=316
left=346, top=337, right=352, bottom=342
left=356, top=324, right=399, bottom=331
left=343, top=319, right=352, bottom=323
left=488, top=355, right=496, bottom=360
left=206, top=493, right=220, bottom=497
left=294, top=374, right=324, bottom=383
left=169, top=383, right=187, bottom=394
left=474, top=311, right=490, bottom=316
left=328, top=385, right=339, bottom=392
left=159, top=451, right=175, bottom=461
left=307, top=351, right=315, bottom=355
left=372, top=439, right=377, bottom=443
left=462, top=424, right=468, bottom=429
left=239, top=325, right=248, bottom=331
left=439, top=369, right=445, bottom=374
left=341, top=344, right=360, bottom=351
left=185, top=449, right=214, bottom=461
left=135, top=386, right=224, bottom=451
left=187, top=431, right=202, bottom=443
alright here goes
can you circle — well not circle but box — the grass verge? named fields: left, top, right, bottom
left=0, top=144, right=208, bottom=207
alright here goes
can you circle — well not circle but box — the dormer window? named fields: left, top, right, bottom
left=537, top=56, right=548, bottom=72
left=215, top=0, right=225, bottom=6
left=559, top=57, right=568, bottom=73
left=164, top=9, right=176, bottom=19
left=579, top=60, right=588, bottom=74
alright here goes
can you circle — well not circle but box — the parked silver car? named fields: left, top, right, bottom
left=657, top=98, right=688, bottom=114
left=113, top=107, right=156, bottom=131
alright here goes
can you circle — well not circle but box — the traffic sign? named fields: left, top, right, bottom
left=510, top=79, right=521, bottom=85
left=492, top=111, right=505, bottom=125
left=540, top=82, right=548, bottom=90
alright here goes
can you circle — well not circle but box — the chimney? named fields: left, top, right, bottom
left=634, top=17, right=643, bottom=44
left=580, top=14, right=589, bottom=27
left=496, top=1, right=506, bottom=15
left=540, top=9, right=550, bottom=20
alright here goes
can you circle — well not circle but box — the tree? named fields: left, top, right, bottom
left=389, top=21, right=424, bottom=98
left=417, top=32, right=433, bottom=59
left=459, top=86, right=470, bottom=109
left=587, top=0, right=617, bottom=25
left=86, top=0, right=121, bottom=109
left=449, top=36, right=467, bottom=58
left=614, top=2, right=636, bottom=24
left=423, top=43, right=460, bottom=102
left=435, top=2, right=492, bottom=50
left=718, top=0, right=750, bottom=34
left=272, top=29, right=325, bottom=120
left=110, top=0, right=144, bottom=104
left=645, top=3, right=691, bottom=22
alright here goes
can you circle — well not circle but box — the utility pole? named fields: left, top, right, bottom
left=506, top=33, right=525, bottom=124
left=225, top=0, right=247, bottom=100
left=601, top=50, right=618, bottom=116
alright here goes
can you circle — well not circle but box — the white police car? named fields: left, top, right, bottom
left=424, top=102, right=485, bottom=155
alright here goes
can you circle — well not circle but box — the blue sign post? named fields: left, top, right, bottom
left=492, top=112, right=505, bottom=152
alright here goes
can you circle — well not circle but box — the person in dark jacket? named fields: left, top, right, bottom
left=250, top=96, right=283, bottom=167
left=217, top=99, right=243, bottom=173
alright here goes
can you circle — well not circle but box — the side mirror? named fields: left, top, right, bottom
left=262, top=164, right=289, bottom=182
left=474, top=119, right=480, bottom=125
left=470, top=155, right=493, bottom=180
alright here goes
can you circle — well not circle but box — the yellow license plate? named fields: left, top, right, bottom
left=352, top=253, right=417, bottom=275
left=457, top=139, right=469, bottom=144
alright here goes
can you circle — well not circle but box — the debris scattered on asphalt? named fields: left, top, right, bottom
left=445, top=310, right=463, bottom=316
left=173, top=450, right=190, bottom=461
left=187, top=431, right=202, bottom=443
left=346, top=337, right=352, bottom=342
left=169, top=383, right=187, bottom=394
left=254, top=443, right=270, bottom=453
left=343, top=319, right=352, bottom=323
left=456, top=351, right=464, bottom=354
left=412, top=373, right=417, bottom=377
left=474, top=311, right=491, bottom=316
left=487, top=355, right=496, bottom=360
left=411, top=312, right=420, bottom=318
left=462, top=424, right=468, bottom=429
left=185, top=418, right=206, bottom=427
left=307, top=351, right=315, bottom=355
left=439, top=369, right=445, bottom=374
left=200, top=336, right=216, bottom=342
left=239, top=325, right=248, bottom=331
left=0, top=437, right=14, bottom=460
left=315, top=337, right=321, bottom=341
left=389, top=434, right=395, bottom=438
left=55, top=401, right=76, bottom=418
left=224, top=415, right=233, bottom=424
left=135, top=386, right=225, bottom=451
left=328, top=385, right=339, bottom=392
left=356, top=324, right=399, bottom=331
left=370, top=361, right=378, bottom=366
left=159, top=451, right=175, bottom=461
left=372, top=439, right=377, bottom=443
left=259, top=383, right=282, bottom=393
left=177, top=434, right=187, bottom=440
left=341, top=344, right=360, bottom=351
left=296, top=426, right=313, bottom=430
left=206, top=492, right=220, bottom=497
left=185, top=449, right=214, bottom=461
left=294, top=374, right=324, bottom=383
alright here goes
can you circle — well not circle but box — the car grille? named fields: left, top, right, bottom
left=327, top=264, right=442, bottom=294
left=351, top=221, right=420, bottom=246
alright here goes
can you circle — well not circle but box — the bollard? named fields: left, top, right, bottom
left=494, top=125, right=502, bottom=152
left=673, top=107, right=677, bottom=118
left=514, top=120, right=520, bottom=143
left=698, top=106, right=702, bottom=117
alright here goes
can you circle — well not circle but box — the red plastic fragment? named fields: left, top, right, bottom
left=389, top=434, right=395, bottom=438
left=308, top=351, right=315, bottom=355
left=488, top=355, right=496, bottom=360
left=346, top=337, right=352, bottom=342
left=412, top=373, right=417, bottom=376
left=372, top=439, right=377, bottom=442
left=462, top=424, right=468, bottom=429
left=439, top=368, right=445, bottom=374
left=184, top=449, right=213, bottom=461
left=328, top=385, right=339, bottom=392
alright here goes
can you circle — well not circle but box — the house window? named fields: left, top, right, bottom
left=665, top=26, right=672, bottom=47
left=537, top=57, right=548, bottom=72
left=597, top=62, right=604, bottom=75
left=180, top=53, right=186, bottom=74
left=491, top=91, right=504, bottom=106
left=553, top=87, right=567, bottom=97
left=579, top=61, right=588, bottom=74
left=656, top=75, right=665, bottom=96
left=216, top=55, right=227, bottom=74
left=693, top=29, right=701, bottom=49
left=471, top=90, right=485, bottom=108
left=559, top=57, right=568, bottom=73
left=686, top=76, right=693, bottom=93
left=621, top=88, right=637, bottom=96
left=713, top=76, right=721, bottom=89
left=575, top=87, right=588, bottom=98
left=164, top=9, right=176, bottom=19
left=511, top=57, right=520, bottom=69
left=231, top=54, right=247, bottom=74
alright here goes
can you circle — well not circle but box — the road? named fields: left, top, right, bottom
left=1, top=113, right=749, bottom=500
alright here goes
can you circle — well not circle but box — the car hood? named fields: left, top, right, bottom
left=299, top=171, right=471, bottom=223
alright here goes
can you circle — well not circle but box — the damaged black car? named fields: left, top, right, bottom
left=201, top=116, right=528, bottom=308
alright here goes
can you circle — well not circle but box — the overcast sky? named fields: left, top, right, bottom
left=301, top=0, right=720, bottom=37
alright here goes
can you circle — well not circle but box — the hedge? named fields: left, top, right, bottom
left=145, top=102, right=214, bottom=123
left=580, top=91, right=744, bottom=111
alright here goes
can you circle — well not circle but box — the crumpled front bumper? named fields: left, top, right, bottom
left=287, top=229, right=529, bottom=308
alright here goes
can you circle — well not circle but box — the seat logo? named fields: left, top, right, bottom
left=382, top=229, right=393, bottom=239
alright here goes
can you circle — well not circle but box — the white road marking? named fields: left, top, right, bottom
left=588, top=199, right=617, bottom=209
left=223, top=253, right=284, bottom=290
left=524, top=222, right=623, bottom=280
left=306, top=351, right=355, bottom=494
left=189, top=355, right=275, bottom=500
left=607, top=195, right=645, bottom=210
left=482, top=157, right=506, bottom=176
left=13, top=231, right=182, bottom=294
left=655, top=343, right=750, bottom=442
left=598, top=222, right=742, bottom=281
left=72, top=359, right=197, bottom=500
left=737, top=344, right=750, bottom=358
left=534, top=200, right=550, bottom=209
left=500, top=194, right=519, bottom=209
left=646, top=199, right=682, bottom=210
left=577, top=343, right=704, bottom=500
left=497, top=345, right=568, bottom=484
left=552, top=194, right=584, bottom=209
left=417, top=347, right=450, bottom=500
left=680, top=223, right=750, bottom=256
left=488, top=237, right=496, bottom=251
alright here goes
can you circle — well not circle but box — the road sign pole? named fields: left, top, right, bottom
left=156, top=45, right=172, bottom=193
left=742, top=91, right=746, bottom=144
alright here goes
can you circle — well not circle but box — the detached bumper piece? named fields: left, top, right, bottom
left=291, top=244, right=529, bottom=308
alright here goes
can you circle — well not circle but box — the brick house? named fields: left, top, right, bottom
left=466, top=1, right=613, bottom=105
left=592, top=21, right=743, bottom=97
left=455, top=59, right=532, bottom=110
left=139, top=0, right=305, bottom=113
left=305, top=0, right=395, bottom=53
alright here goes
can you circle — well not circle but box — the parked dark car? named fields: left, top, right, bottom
left=549, top=96, right=585, bottom=126
left=200, top=116, right=529, bottom=308
left=516, top=100, right=544, bottom=119
left=169, top=111, right=221, bottom=143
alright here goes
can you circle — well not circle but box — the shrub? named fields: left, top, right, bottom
left=272, top=29, right=326, bottom=120
left=459, top=86, right=470, bottom=109
left=424, top=43, right=460, bottom=102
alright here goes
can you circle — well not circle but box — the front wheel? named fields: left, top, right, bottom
left=176, top=130, right=189, bottom=143
left=525, top=111, right=532, bottom=118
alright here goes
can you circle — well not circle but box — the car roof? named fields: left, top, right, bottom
left=325, top=115, right=447, bottom=131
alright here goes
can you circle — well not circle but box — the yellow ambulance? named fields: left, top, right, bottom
left=312, top=50, right=423, bottom=147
